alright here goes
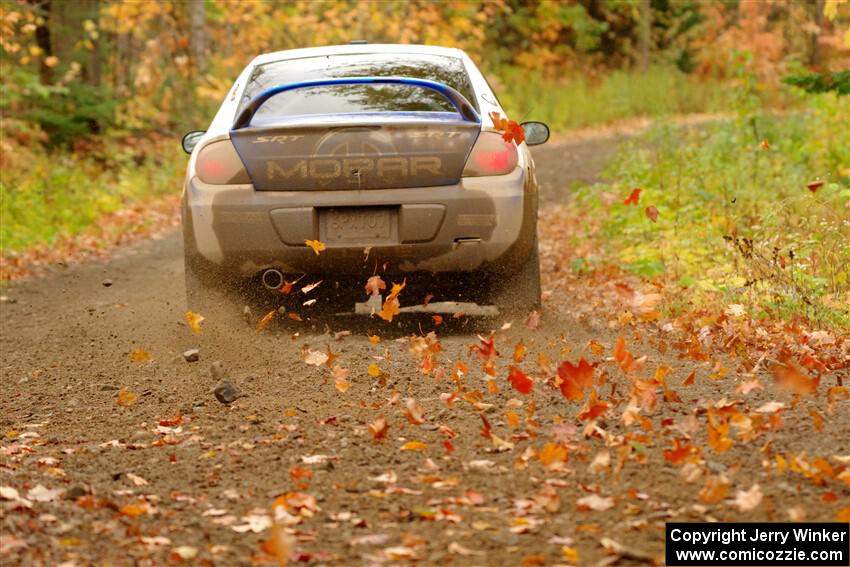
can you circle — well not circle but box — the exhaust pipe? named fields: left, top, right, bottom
left=261, top=269, right=284, bottom=290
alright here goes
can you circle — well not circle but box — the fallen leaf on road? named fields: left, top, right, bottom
left=303, top=349, right=329, bottom=366
left=116, top=388, right=139, bottom=407
left=733, top=484, right=763, bottom=512
left=577, top=494, right=614, bottom=512
left=128, top=349, right=151, bottom=362
left=400, top=441, right=427, bottom=451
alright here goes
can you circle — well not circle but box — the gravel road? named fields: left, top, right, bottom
left=2, top=134, right=846, bottom=566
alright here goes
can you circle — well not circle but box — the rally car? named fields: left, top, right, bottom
left=181, top=43, right=549, bottom=318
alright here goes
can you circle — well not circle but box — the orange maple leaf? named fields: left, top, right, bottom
left=304, top=239, right=326, bottom=255
left=613, top=336, right=643, bottom=374
left=577, top=389, right=609, bottom=421
left=557, top=358, right=595, bottom=401
left=377, top=296, right=401, bottom=322
left=488, top=111, right=525, bottom=145
left=663, top=438, right=695, bottom=465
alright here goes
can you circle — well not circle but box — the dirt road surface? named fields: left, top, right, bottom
left=2, top=135, right=847, bottom=566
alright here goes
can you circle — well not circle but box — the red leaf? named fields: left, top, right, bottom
left=577, top=389, right=608, bottom=421
left=807, top=180, right=824, bottom=193
left=645, top=206, right=659, bottom=222
left=623, top=188, right=641, bottom=205
left=508, top=366, right=533, bottom=395
left=557, top=358, right=595, bottom=401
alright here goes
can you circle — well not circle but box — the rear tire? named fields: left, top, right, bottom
left=490, top=238, right=541, bottom=317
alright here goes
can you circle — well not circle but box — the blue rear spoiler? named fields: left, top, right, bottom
left=231, top=76, right=480, bottom=130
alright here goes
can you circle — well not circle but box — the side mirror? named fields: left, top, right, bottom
left=181, top=130, right=206, bottom=154
left=521, top=121, right=550, bottom=146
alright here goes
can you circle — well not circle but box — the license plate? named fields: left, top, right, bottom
left=322, top=208, right=393, bottom=242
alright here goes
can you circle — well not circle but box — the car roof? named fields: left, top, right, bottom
left=251, top=43, right=466, bottom=66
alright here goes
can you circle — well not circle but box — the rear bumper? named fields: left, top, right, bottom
left=182, top=166, right=536, bottom=277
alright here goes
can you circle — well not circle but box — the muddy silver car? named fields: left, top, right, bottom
left=181, top=43, right=549, bottom=317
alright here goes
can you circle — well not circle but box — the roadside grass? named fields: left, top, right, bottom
left=561, top=91, right=850, bottom=331
left=497, top=66, right=742, bottom=131
left=0, top=131, right=185, bottom=254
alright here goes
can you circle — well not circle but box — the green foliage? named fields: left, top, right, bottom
left=782, top=70, right=850, bottom=96
left=23, top=82, right=116, bottom=146
left=573, top=91, right=850, bottom=329
left=497, top=66, right=734, bottom=131
left=0, top=141, right=184, bottom=251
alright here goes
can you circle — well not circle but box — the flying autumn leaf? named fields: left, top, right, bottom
left=577, top=389, right=609, bottom=421
left=623, top=188, right=641, bottom=205
left=806, top=180, right=824, bottom=193
left=364, top=275, right=386, bottom=296
left=507, top=366, right=533, bottom=395
left=301, top=280, right=322, bottom=294
left=613, top=336, right=644, bottom=374
left=663, top=438, right=695, bottom=465
left=377, top=296, right=401, bottom=322
left=556, top=358, right=595, bottom=401
left=644, top=206, right=659, bottom=222
left=279, top=275, right=303, bottom=295
left=488, top=111, right=525, bottom=145
left=256, top=310, right=275, bottom=333
left=368, top=417, right=389, bottom=441
left=185, top=311, right=204, bottom=334
left=304, top=239, right=326, bottom=255
left=387, top=279, right=406, bottom=300
left=773, top=358, right=819, bottom=396
left=404, top=398, right=425, bottom=425
left=760, top=138, right=770, bottom=150
left=332, top=365, right=350, bottom=393
left=699, top=475, right=730, bottom=504
left=513, top=341, right=527, bottom=363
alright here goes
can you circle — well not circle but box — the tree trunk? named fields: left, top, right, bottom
left=638, top=0, right=651, bottom=71
left=810, top=0, right=825, bottom=68
left=189, top=0, right=207, bottom=74
left=30, top=0, right=53, bottom=84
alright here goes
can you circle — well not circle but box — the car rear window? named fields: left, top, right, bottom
left=241, top=53, right=477, bottom=120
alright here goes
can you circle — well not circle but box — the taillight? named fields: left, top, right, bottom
left=196, top=140, right=250, bottom=185
left=462, top=132, right=518, bottom=177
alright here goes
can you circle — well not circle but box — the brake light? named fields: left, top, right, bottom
left=196, top=140, right=250, bottom=185
left=462, top=132, right=518, bottom=177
